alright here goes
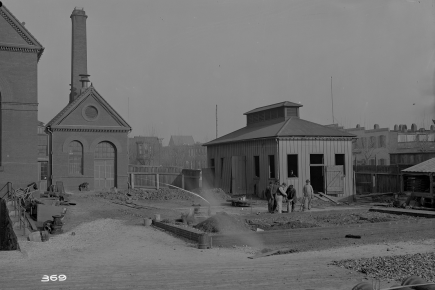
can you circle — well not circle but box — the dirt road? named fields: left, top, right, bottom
left=1, top=192, right=434, bottom=290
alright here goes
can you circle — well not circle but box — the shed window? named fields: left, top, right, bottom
left=335, top=154, right=345, bottom=174
left=68, top=141, right=83, bottom=175
left=268, top=155, right=275, bottom=179
left=210, top=158, right=215, bottom=168
left=287, top=154, right=298, bottom=177
left=286, top=107, right=298, bottom=117
left=254, top=156, right=260, bottom=177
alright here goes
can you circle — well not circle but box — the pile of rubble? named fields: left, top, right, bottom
left=96, top=187, right=231, bottom=202
left=194, top=212, right=252, bottom=233
left=331, top=252, right=435, bottom=282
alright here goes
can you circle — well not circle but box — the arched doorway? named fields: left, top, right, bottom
left=94, top=141, right=116, bottom=190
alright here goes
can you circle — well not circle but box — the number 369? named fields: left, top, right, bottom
left=41, top=274, right=67, bottom=282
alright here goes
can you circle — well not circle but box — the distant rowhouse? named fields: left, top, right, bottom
left=203, top=102, right=356, bottom=198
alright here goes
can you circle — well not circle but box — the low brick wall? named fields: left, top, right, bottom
left=152, top=220, right=209, bottom=244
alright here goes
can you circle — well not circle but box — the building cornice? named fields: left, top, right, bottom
left=51, top=128, right=129, bottom=133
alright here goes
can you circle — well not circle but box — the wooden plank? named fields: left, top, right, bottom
left=317, top=192, right=340, bottom=204
left=313, top=194, right=329, bottom=202
left=356, top=192, right=395, bottom=198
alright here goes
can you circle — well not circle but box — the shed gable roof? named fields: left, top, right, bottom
left=402, top=158, right=435, bottom=173
left=204, top=117, right=355, bottom=146
left=244, top=101, right=302, bottom=115
left=0, top=5, right=44, bottom=59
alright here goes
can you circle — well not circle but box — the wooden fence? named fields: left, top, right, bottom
left=354, top=165, right=413, bottom=194
left=128, top=165, right=201, bottom=190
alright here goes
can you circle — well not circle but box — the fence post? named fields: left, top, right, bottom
left=156, top=173, right=159, bottom=190
left=131, top=173, right=135, bottom=189
left=182, top=174, right=185, bottom=189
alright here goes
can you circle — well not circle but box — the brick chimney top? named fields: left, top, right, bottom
left=71, top=7, right=87, bottom=17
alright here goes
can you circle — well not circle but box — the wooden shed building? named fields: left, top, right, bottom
left=401, top=158, right=435, bottom=207
left=203, top=102, right=356, bottom=199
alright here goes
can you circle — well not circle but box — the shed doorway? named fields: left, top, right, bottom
left=94, top=142, right=116, bottom=190
left=310, top=154, right=324, bottom=193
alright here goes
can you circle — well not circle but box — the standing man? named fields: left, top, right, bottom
left=272, top=179, right=280, bottom=212
left=302, top=179, right=314, bottom=211
left=276, top=182, right=288, bottom=213
left=265, top=181, right=274, bottom=213
left=286, top=184, right=296, bottom=213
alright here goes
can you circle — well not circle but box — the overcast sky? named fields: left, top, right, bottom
left=6, top=0, right=435, bottom=145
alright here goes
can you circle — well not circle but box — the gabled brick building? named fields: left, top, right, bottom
left=0, top=5, right=44, bottom=189
left=46, top=8, right=130, bottom=191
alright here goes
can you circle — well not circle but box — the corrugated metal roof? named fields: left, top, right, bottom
left=243, top=101, right=302, bottom=115
left=204, top=117, right=355, bottom=146
left=402, top=158, right=435, bottom=173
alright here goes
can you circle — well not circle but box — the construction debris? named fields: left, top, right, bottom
left=193, top=212, right=252, bottom=234
left=331, top=252, right=435, bottom=282
left=248, top=248, right=298, bottom=259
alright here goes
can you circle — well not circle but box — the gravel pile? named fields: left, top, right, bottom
left=96, top=188, right=194, bottom=201
left=194, top=212, right=252, bottom=234
left=96, top=187, right=231, bottom=203
left=19, top=218, right=123, bottom=260
left=331, top=252, right=435, bottom=282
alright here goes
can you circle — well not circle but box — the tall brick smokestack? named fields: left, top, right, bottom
left=70, top=7, right=88, bottom=103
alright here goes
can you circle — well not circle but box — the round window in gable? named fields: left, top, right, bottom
left=82, top=105, right=99, bottom=121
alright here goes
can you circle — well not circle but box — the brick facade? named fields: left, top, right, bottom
left=47, top=87, right=130, bottom=191
left=0, top=5, right=44, bottom=190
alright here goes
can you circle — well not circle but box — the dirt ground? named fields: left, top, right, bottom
left=1, top=189, right=434, bottom=290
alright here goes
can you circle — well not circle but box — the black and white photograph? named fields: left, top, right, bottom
left=0, top=1, right=435, bottom=289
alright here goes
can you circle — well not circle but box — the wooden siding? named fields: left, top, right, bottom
left=207, top=139, right=278, bottom=198
left=278, top=138, right=354, bottom=198
left=206, top=137, right=354, bottom=199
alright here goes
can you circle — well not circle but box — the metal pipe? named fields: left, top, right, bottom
left=47, top=126, right=53, bottom=189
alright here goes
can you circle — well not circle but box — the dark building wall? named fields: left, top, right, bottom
left=49, top=130, right=129, bottom=191
left=0, top=50, right=39, bottom=189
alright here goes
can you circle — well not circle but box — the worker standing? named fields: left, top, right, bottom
left=302, top=179, right=314, bottom=211
left=276, top=182, right=288, bottom=213
left=286, top=184, right=296, bottom=213
left=272, top=179, right=280, bottom=212
left=264, top=181, right=274, bottom=213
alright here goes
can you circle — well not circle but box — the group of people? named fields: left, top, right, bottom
left=264, top=179, right=314, bottom=213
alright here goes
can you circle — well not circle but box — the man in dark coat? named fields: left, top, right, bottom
left=286, top=184, right=296, bottom=213
left=265, top=181, right=274, bottom=213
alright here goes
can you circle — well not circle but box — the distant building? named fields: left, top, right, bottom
left=168, top=135, right=195, bottom=147
left=336, top=123, right=435, bottom=166
left=161, top=142, right=207, bottom=169
left=128, top=136, right=163, bottom=166
left=204, top=102, right=356, bottom=198
left=0, top=5, right=44, bottom=190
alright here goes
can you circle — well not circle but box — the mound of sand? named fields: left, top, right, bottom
left=193, top=212, right=252, bottom=234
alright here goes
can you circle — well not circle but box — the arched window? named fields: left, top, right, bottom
left=69, top=141, right=83, bottom=175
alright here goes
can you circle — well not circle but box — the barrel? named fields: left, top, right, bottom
left=154, top=214, right=161, bottom=222
left=143, top=218, right=152, bottom=226
left=198, top=234, right=209, bottom=249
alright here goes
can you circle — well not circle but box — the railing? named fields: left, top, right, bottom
left=1, top=182, right=36, bottom=236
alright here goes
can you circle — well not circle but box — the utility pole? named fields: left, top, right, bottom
left=216, top=105, right=218, bottom=139
left=331, top=76, right=335, bottom=124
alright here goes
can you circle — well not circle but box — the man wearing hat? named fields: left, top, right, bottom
left=275, top=182, right=288, bottom=213
left=302, top=179, right=314, bottom=211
